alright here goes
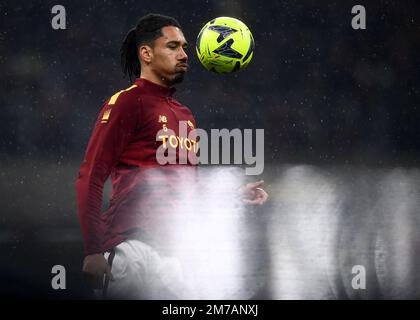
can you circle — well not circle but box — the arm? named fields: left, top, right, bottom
left=76, top=93, right=138, bottom=285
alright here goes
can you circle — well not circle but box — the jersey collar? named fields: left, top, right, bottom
left=135, top=78, right=176, bottom=97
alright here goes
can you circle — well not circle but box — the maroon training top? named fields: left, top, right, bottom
left=76, top=78, right=197, bottom=256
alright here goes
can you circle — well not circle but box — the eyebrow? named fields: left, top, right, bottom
left=167, top=40, right=188, bottom=46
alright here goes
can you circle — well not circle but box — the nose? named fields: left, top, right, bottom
left=179, top=47, right=188, bottom=61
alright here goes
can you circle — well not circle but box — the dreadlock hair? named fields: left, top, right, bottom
left=120, top=13, right=182, bottom=80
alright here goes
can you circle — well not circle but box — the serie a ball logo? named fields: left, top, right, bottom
left=196, top=17, right=255, bottom=74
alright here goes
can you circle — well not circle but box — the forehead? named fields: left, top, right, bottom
left=158, top=26, right=187, bottom=43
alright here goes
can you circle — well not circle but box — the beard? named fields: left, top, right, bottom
left=163, top=71, right=186, bottom=87
left=172, top=72, right=185, bottom=84
left=169, top=62, right=188, bottom=86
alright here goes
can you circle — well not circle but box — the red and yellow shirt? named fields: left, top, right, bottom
left=76, top=78, right=197, bottom=256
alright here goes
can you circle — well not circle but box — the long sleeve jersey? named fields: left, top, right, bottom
left=76, top=78, right=197, bottom=256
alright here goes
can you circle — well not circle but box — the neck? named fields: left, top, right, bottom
left=140, top=70, right=169, bottom=88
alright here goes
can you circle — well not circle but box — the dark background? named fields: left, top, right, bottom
left=0, top=0, right=419, bottom=299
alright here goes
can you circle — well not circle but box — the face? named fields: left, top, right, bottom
left=147, top=26, right=189, bottom=86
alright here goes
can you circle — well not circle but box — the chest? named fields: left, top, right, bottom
left=138, top=96, right=196, bottom=138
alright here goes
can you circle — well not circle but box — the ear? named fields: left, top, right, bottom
left=139, top=45, right=153, bottom=64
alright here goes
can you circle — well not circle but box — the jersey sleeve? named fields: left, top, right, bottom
left=76, top=94, right=140, bottom=256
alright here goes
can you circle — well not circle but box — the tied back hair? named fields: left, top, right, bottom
left=120, top=14, right=182, bottom=81
left=121, top=28, right=139, bottom=81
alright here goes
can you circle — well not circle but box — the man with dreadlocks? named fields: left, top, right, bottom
left=76, top=13, right=267, bottom=299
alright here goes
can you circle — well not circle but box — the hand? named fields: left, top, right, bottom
left=239, top=180, right=269, bottom=205
left=82, top=253, right=114, bottom=289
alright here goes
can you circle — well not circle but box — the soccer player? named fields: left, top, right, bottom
left=76, top=13, right=268, bottom=299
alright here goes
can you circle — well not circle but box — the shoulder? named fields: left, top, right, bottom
left=170, top=98, right=197, bottom=126
left=176, top=99, right=196, bottom=119
left=171, top=97, right=192, bottom=112
left=98, top=84, right=143, bottom=124
left=106, top=84, right=143, bottom=109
